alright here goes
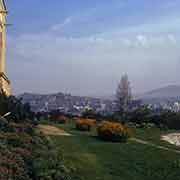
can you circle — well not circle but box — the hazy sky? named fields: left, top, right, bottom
left=6, top=0, right=180, bottom=96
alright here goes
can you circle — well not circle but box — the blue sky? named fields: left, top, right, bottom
left=6, top=0, right=180, bottom=96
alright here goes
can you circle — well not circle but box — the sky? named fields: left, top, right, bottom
left=5, top=0, right=180, bottom=96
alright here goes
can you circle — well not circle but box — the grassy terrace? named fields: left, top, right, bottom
left=42, top=121, right=180, bottom=180
left=135, top=127, right=180, bottom=150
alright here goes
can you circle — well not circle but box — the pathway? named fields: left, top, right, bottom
left=37, top=124, right=71, bottom=136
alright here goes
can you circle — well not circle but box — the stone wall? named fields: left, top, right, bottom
left=0, top=72, right=11, bottom=95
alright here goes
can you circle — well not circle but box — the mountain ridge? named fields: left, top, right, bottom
left=140, top=85, right=180, bottom=99
left=18, top=85, right=180, bottom=101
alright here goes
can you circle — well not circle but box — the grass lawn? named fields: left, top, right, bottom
left=135, top=127, right=180, bottom=151
left=43, top=121, right=180, bottom=180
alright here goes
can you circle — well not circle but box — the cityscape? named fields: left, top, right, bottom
left=20, top=85, right=180, bottom=115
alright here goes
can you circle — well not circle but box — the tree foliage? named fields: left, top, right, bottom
left=0, top=92, right=35, bottom=123
left=116, top=74, right=132, bottom=117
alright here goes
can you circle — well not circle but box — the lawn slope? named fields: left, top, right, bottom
left=48, top=123, right=180, bottom=180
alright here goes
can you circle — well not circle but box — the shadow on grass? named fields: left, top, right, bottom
left=90, top=135, right=128, bottom=144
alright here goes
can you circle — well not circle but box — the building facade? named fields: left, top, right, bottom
left=0, top=0, right=11, bottom=96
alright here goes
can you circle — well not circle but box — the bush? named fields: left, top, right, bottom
left=0, top=150, right=30, bottom=180
left=0, top=118, right=9, bottom=132
left=128, top=106, right=153, bottom=125
left=51, top=115, right=67, bottom=124
left=152, top=112, right=180, bottom=130
left=0, top=122, right=34, bottom=180
left=0, top=121, right=73, bottom=180
left=97, top=121, right=132, bottom=142
left=75, top=118, right=96, bottom=131
left=0, top=93, right=35, bottom=123
left=31, top=136, right=72, bottom=180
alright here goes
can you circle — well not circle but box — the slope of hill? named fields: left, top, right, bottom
left=141, top=85, right=180, bottom=99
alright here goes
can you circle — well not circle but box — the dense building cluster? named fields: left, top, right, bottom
left=19, top=93, right=116, bottom=115
left=19, top=93, right=180, bottom=115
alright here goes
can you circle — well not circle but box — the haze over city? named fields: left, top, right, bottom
left=6, top=0, right=180, bottom=96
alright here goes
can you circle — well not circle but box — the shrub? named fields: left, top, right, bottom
left=0, top=150, right=30, bottom=180
left=51, top=115, right=67, bottom=124
left=0, top=122, right=35, bottom=180
left=0, top=121, right=73, bottom=180
left=0, top=118, right=9, bottom=132
left=128, top=106, right=153, bottom=125
left=75, top=118, right=96, bottom=131
left=56, top=115, right=67, bottom=124
left=31, top=136, right=72, bottom=180
left=153, top=112, right=180, bottom=130
left=0, top=93, right=35, bottom=123
left=97, top=121, right=132, bottom=142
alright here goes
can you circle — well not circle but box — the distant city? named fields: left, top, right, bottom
left=19, top=92, right=116, bottom=116
left=19, top=85, right=180, bottom=115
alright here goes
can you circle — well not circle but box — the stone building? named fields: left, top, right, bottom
left=0, top=0, right=11, bottom=95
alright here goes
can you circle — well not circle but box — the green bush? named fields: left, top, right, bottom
left=31, top=136, right=72, bottom=180
left=0, top=93, right=35, bottom=124
left=152, top=112, right=180, bottom=130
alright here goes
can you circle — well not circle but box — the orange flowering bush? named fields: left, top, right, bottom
left=75, top=118, right=96, bottom=131
left=97, top=121, right=132, bottom=142
left=51, top=115, right=67, bottom=124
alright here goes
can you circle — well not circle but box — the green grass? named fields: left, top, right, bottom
left=44, top=121, right=180, bottom=180
left=135, top=127, right=180, bottom=150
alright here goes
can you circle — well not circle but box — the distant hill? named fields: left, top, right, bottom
left=140, top=85, right=180, bottom=100
left=102, top=85, right=180, bottom=101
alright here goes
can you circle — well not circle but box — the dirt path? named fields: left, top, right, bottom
left=161, top=133, right=180, bottom=146
left=130, top=138, right=180, bottom=154
left=37, top=124, right=71, bottom=136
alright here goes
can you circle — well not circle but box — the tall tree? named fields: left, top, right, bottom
left=116, top=74, right=132, bottom=117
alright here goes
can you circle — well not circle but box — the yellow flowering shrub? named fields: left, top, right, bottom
left=75, top=118, right=96, bottom=131
left=97, top=121, right=132, bottom=142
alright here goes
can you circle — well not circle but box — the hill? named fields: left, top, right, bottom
left=140, top=85, right=180, bottom=99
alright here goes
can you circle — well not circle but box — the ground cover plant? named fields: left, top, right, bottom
left=0, top=120, right=74, bottom=180
left=0, top=94, right=73, bottom=180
